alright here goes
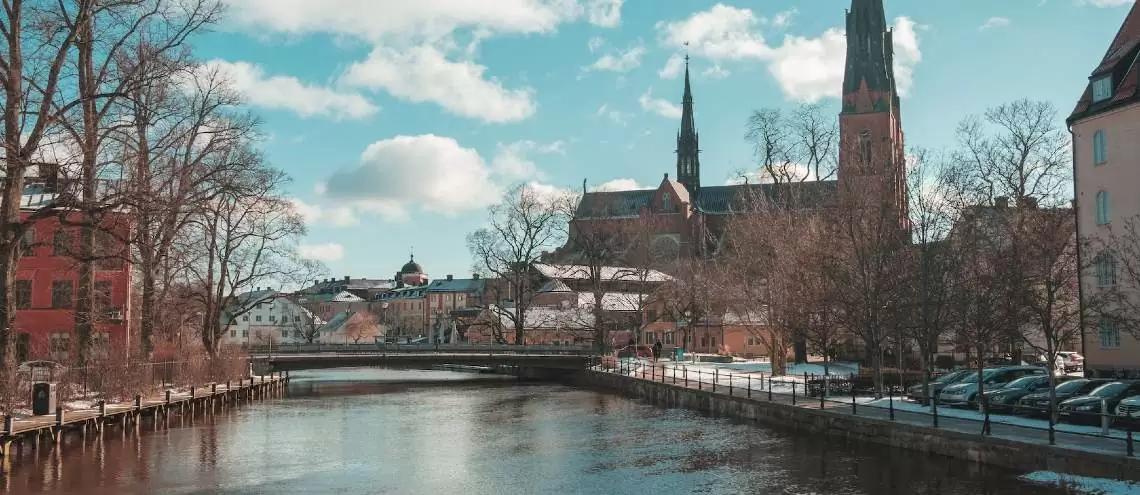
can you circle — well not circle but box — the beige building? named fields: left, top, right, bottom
left=1069, top=4, right=1140, bottom=378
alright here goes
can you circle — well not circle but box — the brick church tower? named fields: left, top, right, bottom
left=838, top=0, right=909, bottom=232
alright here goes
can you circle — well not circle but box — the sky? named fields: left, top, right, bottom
left=192, top=0, right=1135, bottom=282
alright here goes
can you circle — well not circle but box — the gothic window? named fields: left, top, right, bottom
left=661, top=193, right=674, bottom=213
left=858, top=130, right=872, bottom=166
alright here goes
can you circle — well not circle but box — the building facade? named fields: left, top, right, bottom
left=1069, top=3, right=1140, bottom=378
left=220, top=290, right=321, bottom=347
left=13, top=180, right=132, bottom=363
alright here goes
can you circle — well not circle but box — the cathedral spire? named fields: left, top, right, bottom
left=843, top=0, right=896, bottom=105
left=676, top=55, right=701, bottom=196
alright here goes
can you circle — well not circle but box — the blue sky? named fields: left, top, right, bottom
left=194, top=0, right=1133, bottom=281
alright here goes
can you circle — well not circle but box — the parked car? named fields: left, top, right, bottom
left=938, top=366, right=1046, bottom=408
left=982, top=375, right=1073, bottom=413
left=906, top=370, right=973, bottom=405
left=1058, top=381, right=1140, bottom=425
left=1114, top=395, right=1140, bottom=428
left=1016, top=378, right=1113, bottom=416
left=1055, top=351, right=1084, bottom=373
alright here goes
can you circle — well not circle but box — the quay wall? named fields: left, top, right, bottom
left=570, top=370, right=1140, bottom=482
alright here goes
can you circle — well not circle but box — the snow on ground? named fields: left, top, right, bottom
left=860, top=398, right=1133, bottom=439
left=1021, top=471, right=1140, bottom=494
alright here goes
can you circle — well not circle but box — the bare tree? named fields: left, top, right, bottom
left=467, top=184, right=570, bottom=345
left=345, top=313, right=381, bottom=344
left=656, top=259, right=716, bottom=356
left=292, top=310, right=323, bottom=344
left=742, top=103, right=838, bottom=184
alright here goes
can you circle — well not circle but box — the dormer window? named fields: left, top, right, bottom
left=1092, top=76, right=1112, bottom=103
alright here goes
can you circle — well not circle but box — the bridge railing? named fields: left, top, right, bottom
left=248, top=342, right=592, bottom=356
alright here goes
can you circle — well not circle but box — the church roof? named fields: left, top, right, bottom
left=574, top=180, right=837, bottom=219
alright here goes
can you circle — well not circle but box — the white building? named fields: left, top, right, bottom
left=221, top=289, right=324, bottom=346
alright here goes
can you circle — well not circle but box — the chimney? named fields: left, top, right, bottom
left=344, top=275, right=350, bottom=282
left=994, top=197, right=1009, bottom=209
left=446, top=274, right=453, bottom=281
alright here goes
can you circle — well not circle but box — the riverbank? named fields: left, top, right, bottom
left=0, top=373, right=288, bottom=473
left=572, top=367, right=1140, bottom=484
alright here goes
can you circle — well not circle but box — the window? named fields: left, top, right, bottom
left=859, top=129, right=873, bottom=165
left=661, top=193, right=673, bottom=213
left=51, top=280, right=73, bottom=309
left=53, top=229, right=72, bottom=257
left=50, top=332, right=71, bottom=362
left=94, top=230, right=122, bottom=269
left=94, top=280, right=112, bottom=312
left=269, top=315, right=276, bottom=322
left=1093, top=130, right=1107, bottom=165
left=242, top=329, right=249, bottom=337
left=91, top=332, right=110, bottom=360
left=255, top=315, right=262, bottom=322
left=647, top=310, right=658, bottom=322
left=20, top=228, right=34, bottom=257
left=1097, top=252, right=1118, bottom=287
left=15, top=280, right=32, bottom=309
left=294, top=331, right=302, bottom=339
left=1092, top=76, right=1112, bottom=103
left=1099, top=316, right=1120, bottom=348
left=665, top=332, right=674, bottom=345
left=242, top=314, right=249, bottom=321
left=294, top=315, right=301, bottom=322
left=281, top=329, right=288, bottom=338
left=231, top=330, right=237, bottom=338
left=747, top=337, right=756, bottom=346
left=1096, top=191, right=1110, bottom=225
left=16, top=333, right=30, bottom=363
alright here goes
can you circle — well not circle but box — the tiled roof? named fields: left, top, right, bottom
left=1069, top=3, right=1140, bottom=122
left=533, top=263, right=673, bottom=283
left=575, top=189, right=657, bottom=218
left=425, top=278, right=486, bottom=294
left=577, top=292, right=649, bottom=311
left=694, top=181, right=838, bottom=214
left=487, top=305, right=594, bottom=330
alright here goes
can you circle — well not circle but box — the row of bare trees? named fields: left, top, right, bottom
left=1, top=0, right=315, bottom=366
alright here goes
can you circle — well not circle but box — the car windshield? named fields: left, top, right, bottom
left=1089, top=383, right=1128, bottom=398
left=1003, top=376, right=1043, bottom=389
left=936, top=371, right=968, bottom=384
left=1054, top=380, right=1089, bottom=394
left=956, top=372, right=980, bottom=383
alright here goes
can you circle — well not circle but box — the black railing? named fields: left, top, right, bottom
left=249, top=342, right=591, bottom=356
left=589, top=358, right=1138, bottom=459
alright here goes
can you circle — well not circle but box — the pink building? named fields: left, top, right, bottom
left=1069, top=3, right=1140, bottom=378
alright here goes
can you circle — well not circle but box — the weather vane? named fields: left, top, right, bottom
left=683, top=41, right=690, bottom=62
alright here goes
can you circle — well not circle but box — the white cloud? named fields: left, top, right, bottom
left=298, top=243, right=346, bottom=262
left=586, top=0, right=624, bottom=28
left=323, top=134, right=502, bottom=220
left=321, top=135, right=565, bottom=222
left=203, top=60, right=378, bottom=120
left=522, top=181, right=574, bottom=207
left=591, top=178, right=647, bottom=192
left=655, top=6, right=923, bottom=102
left=596, top=103, right=629, bottom=125
left=491, top=140, right=566, bottom=180
left=702, top=65, right=730, bottom=79
left=725, top=164, right=814, bottom=185
left=656, top=5, right=771, bottom=60
left=768, top=9, right=797, bottom=28
left=588, top=36, right=605, bottom=53
left=341, top=45, right=535, bottom=123
left=638, top=88, right=682, bottom=119
left=659, top=54, right=686, bottom=79
left=290, top=199, right=360, bottom=227
left=589, top=42, right=646, bottom=72
left=979, top=17, right=1011, bottom=30
left=1077, top=0, right=1132, bottom=6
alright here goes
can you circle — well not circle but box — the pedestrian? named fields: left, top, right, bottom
left=654, top=340, right=662, bottom=362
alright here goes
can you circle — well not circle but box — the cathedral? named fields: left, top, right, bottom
left=553, top=0, right=909, bottom=263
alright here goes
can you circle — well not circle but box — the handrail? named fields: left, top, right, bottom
left=248, top=343, right=592, bottom=356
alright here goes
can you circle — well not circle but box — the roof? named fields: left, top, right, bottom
left=575, top=189, right=657, bottom=218
left=533, top=263, right=673, bottom=283
left=400, top=256, right=424, bottom=274
left=1069, top=3, right=1140, bottom=123
left=486, top=305, right=594, bottom=330
left=577, top=292, right=649, bottom=311
left=229, top=289, right=277, bottom=311
left=693, top=181, right=838, bottom=214
left=424, top=278, right=486, bottom=294
left=318, top=311, right=355, bottom=333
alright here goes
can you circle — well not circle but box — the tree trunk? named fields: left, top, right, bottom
left=793, top=331, right=808, bottom=364
left=74, top=8, right=98, bottom=366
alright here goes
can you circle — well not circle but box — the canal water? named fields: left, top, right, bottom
left=6, top=369, right=1067, bottom=494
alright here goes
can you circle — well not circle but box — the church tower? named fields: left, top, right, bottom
left=676, top=56, right=701, bottom=197
left=838, top=0, right=909, bottom=231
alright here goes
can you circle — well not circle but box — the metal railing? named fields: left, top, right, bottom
left=591, top=358, right=1138, bottom=459
left=249, top=342, right=592, bottom=356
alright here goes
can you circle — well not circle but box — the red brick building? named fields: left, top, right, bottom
left=12, top=187, right=132, bottom=363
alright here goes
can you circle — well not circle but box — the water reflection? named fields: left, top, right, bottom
left=3, top=368, right=1068, bottom=494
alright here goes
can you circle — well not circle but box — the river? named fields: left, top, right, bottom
left=5, top=368, right=1068, bottom=494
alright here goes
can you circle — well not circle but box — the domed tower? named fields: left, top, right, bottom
left=395, top=254, right=429, bottom=287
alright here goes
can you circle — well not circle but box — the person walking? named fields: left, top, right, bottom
left=654, top=340, right=663, bottom=362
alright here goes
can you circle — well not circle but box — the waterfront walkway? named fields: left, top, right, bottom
left=608, top=362, right=1137, bottom=459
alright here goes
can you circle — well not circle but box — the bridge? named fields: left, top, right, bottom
left=249, top=343, right=594, bottom=374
